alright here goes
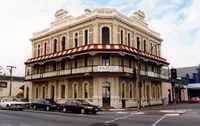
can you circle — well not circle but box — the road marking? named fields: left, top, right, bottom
left=105, top=112, right=136, bottom=124
left=152, top=113, right=180, bottom=126
left=0, top=124, right=12, bottom=126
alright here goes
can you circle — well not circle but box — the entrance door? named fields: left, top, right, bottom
left=102, top=82, right=110, bottom=108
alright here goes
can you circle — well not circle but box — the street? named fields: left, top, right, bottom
left=0, top=103, right=200, bottom=126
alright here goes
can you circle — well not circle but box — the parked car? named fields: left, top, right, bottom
left=30, top=99, right=59, bottom=111
left=0, top=97, right=28, bottom=110
left=59, top=100, right=100, bottom=114
left=190, top=97, right=200, bottom=103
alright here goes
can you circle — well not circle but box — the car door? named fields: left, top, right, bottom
left=65, top=100, right=74, bottom=112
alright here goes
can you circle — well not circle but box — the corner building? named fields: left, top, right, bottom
left=24, top=8, right=169, bottom=108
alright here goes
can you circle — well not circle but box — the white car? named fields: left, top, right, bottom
left=0, top=97, right=28, bottom=110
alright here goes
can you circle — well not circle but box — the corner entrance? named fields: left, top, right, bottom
left=102, top=82, right=111, bottom=108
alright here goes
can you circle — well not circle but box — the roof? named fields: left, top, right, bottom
left=25, top=44, right=168, bottom=65
left=176, top=66, right=199, bottom=78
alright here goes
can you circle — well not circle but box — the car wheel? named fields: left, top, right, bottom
left=6, top=105, right=10, bottom=110
left=80, top=109, right=85, bottom=114
left=33, top=105, right=37, bottom=110
left=93, top=111, right=97, bottom=114
left=46, top=106, right=50, bottom=111
left=62, top=108, right=67, bottom=113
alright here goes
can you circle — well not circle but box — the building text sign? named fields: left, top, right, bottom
left=97, top=66, right=119, bottom=72
left=0, top=82, right=7, bottom=88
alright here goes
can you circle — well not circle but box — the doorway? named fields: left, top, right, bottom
left=102, top=82, right=111, bottom=108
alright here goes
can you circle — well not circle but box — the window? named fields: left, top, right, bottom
left=74, top=58, right=78, bottom=68
left=84, top=83, right=89, bottom=98
left=151, top=43, right=153, bottom=54
left=42, top=87, right=45, bottom=98
left=61, top=85, right=65, bottom=98
left=44, top=43, right=47, bottom=55
left=62, top=37, right=66, bottom=51
left=121, top=30, right=123, bottom=44
left=84, top=56, right=88, bottom=67
left=73, top=84, right=78, bottom=98
left=130, top=84, right=132, bottom=98
left=137, top=37, right=140, bottom=50
left=102, top=27, right=110, bottom=44
left=38, top=45, right=40, bottom=56
left=26, top=87, right=29, bottom=99
left=122, top=83, right=125, bottom=98
left=128, top=57, right=132, bottom=67
left=61, top=59, right=65, bottom=70
left=74, top=33, right=78, bottom=47
left=102, top=54, right=110, bottom=66
left=54, top=39, right=57, bottom=53
left=36, top=87, right=39, bottom=99
left=128, top=33, right=131, bottom=46
left=144, top=40, right=146, bottom=52
left=53, top=62, right=56, bottom=71
left=84, top=30, right=88, bottom=45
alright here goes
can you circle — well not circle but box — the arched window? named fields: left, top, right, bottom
left=61, top=85, right=65, bottom=98
left=151, top=43, right=153, bottom=54
left=152, top=86, right=155, bottom=99
left=38, top=45, right=40, bottom=56
left=84, top=83, right=89, bottom=98
left=51, top=85, right=55, bottom=100
left=128, top=33, right=131, bottom=46
left=84, top=30, right=88, bottom=45
left=61, top=59, right=65, bottom=70
left=122, top=83, right=126, bottom=98
left=157, top=86, right=160, bottom=99
left=62, top=36, right=66, bottom=51
left=121, top=30, right=124, bottom=44
left=74, top=33, right=78, bottom=47
left=36, top=87, right=39, bottom=99
left=144, top=40, right=146, bottom=52
left=102, top=27, right=110, bottom=44
left=73, top=83, right=78, bottom=98
left=137, top=37, right=140, bottom=50
left=42, top=87, right=45, bottom=98
left=129, top=84, right=133, bottom=98
left=44, top=43, right=47, bottom=55
left=26, top=87, right=29, bottom=100
left=54, top=39, right=57, bottom=53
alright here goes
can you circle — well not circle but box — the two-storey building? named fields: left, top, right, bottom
left=24, top=8, right=168, bottom=108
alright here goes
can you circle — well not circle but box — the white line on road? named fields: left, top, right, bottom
left=152, top=113, right=180, bottom=126
left=105, top=112, right=136, bottom=124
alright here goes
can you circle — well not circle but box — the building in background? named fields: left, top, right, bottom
left=0, top=75, right=24, bottom=98
left=24, top=8, right=169, bottom=108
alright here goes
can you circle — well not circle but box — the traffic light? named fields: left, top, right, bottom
left=171, top=68, right=177, bottom=79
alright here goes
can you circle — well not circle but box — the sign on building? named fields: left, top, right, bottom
left=0, top=82, right=7, bottom=88
left=97, top=66, right=119, bottom=72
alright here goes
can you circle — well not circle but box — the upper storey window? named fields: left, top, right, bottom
left=44, top=43, right=47, bottom=55
left=84, top=30, right=88, bottom=45
left=74, top=33, right=78, bottom=47
left=137, top=37, right=140, bottom=50
left=37, top=45, right=40, bottom=57
left=121, top=30, right=124, bottom=44
left=62, top=36, right=66, bottom=51
left=54, top=39, right=57, bottom=53
left=102, top=27, right=110, bottom=44
left=128, top=33, right=131, bottom=46
left=144, top=40, right=146, bottom=52
left=102, top=54, right=110, bottom=66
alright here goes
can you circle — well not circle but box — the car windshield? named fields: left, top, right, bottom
left=80, top=100, right=89, bottom=105
left=3, top=98, right=21, bottom=102
left=46, top=99, right=56, bottom=104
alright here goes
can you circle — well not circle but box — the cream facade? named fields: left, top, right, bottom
left=24, top=8, right=169, bottom=108
left=0, top=75, right=24, bottom=97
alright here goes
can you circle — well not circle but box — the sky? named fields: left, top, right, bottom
left=0, top=0, right=199, bottom=76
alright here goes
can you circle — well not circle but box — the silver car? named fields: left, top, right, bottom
left=0, top=97, right=27, bottom=110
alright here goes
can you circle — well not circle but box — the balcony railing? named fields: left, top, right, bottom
left=25, top=65, right=168, bottom=80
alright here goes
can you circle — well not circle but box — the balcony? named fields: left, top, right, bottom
left=25, top=65, right=168, bottom=81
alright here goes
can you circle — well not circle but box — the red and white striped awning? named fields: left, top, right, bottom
left=25, top=44, right=168, bottom=64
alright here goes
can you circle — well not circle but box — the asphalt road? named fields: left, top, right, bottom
left=0, top=103, right=200, bottom=126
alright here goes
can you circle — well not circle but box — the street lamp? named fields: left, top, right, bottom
left=7, top=65, right=16, bottom=96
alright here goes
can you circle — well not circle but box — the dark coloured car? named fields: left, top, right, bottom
left=59, top=100, right=100, bottom=114
left=31, top=99, right=59, bottom=111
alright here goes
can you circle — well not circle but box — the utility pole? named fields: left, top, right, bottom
left=7, top=65, right=16, bottom=96
left=136, top=37, right=142, bottom=112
